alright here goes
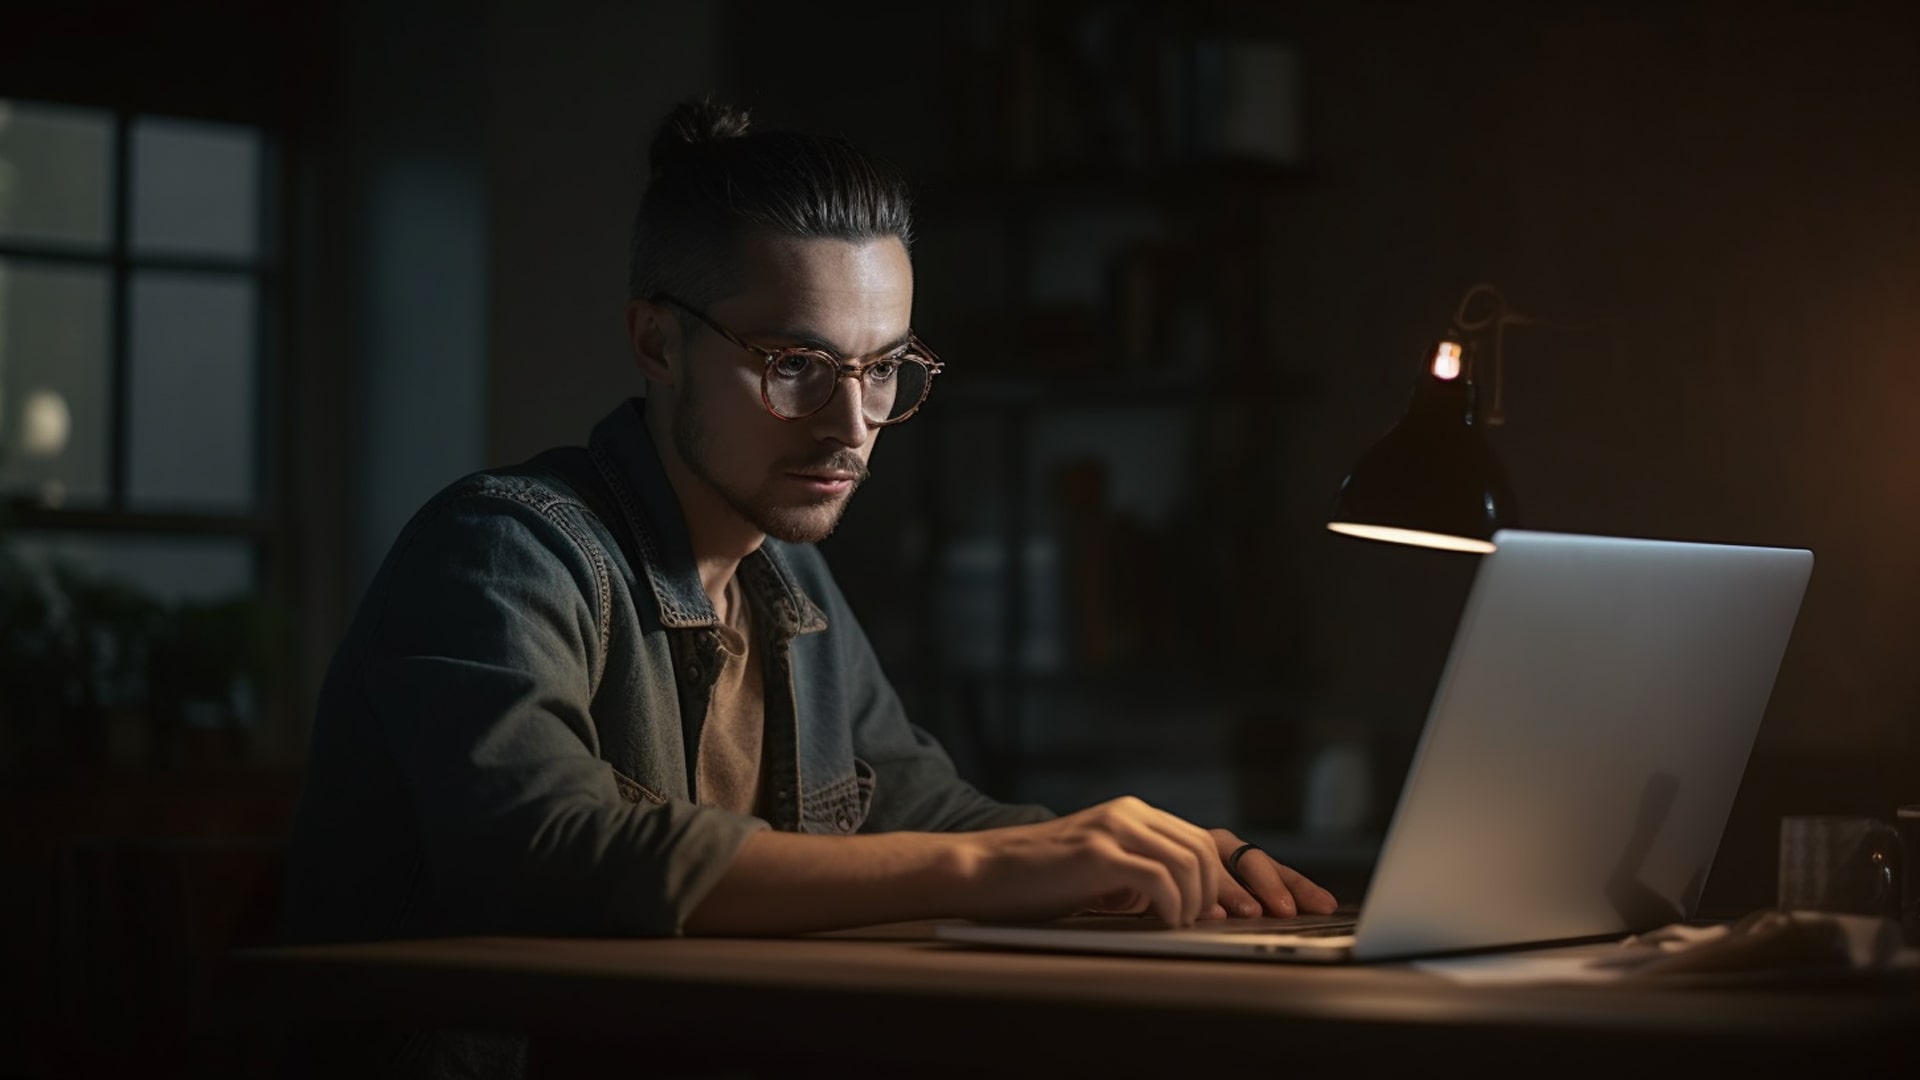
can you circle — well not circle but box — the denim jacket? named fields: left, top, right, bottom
left=282, top=398, right=1051, bottom=944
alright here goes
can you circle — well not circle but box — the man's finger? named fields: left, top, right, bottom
left=1209, top=831, right=1274, bottom=917
left=1275, top=862, right=1340, bottom=914
left=1115, top=817, right=1206, bottom=926
left=1216, top=876, right=1262, bottom=918
left=1138, top=814, right=1220, bottom=923
left=1224, top=845, right=1298, bottom=917
left=1209, top=856, right=1263, bottom=918
left=1110, top=852, right=1184, bottom=928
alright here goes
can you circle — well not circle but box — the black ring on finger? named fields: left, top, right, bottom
left=1225, top=841, right=1262, bottom=888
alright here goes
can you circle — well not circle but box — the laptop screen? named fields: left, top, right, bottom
left=1351, top=531, right=1812, bottom=960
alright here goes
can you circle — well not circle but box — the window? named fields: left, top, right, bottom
left=0, top=98, right=278, bottom=754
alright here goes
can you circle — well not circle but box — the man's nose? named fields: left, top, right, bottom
left=808, top=372, right=871, bottom=448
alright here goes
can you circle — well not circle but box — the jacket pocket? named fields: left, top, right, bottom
left=610, top=766, right=667, bottom=805
left=799, top=757, right=875, bottom=834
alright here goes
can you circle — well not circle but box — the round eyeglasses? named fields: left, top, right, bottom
left=654, top=294, right=943, bottom=426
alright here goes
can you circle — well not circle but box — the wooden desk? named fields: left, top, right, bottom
left=232, top=921, right=1919, bottom=1078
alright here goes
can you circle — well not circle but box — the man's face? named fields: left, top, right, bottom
left=668, top=233, right=913, bottom=545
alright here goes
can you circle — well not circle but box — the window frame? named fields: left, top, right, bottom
left=0, top=101, right=282, bottom=541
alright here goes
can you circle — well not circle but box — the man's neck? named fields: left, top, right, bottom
left=646, top=410, right=763, bottom=620
left=692, top=549, right=751, bottom=625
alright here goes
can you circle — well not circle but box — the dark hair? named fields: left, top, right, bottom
left=627, top=99, right=915, bottom=307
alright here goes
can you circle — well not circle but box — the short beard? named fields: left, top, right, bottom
left=671, top=378, right=867, bottom=545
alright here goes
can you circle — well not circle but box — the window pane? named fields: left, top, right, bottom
left=0, top=258, right=111, bottom=506
left=128, top=271, right=257, bottom=511
left=0, top=100, right=114, bottom=249
left=131, top=117, right=261, bottom=260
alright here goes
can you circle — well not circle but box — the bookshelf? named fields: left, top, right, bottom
left=823, top=3, right=1337, bottom=841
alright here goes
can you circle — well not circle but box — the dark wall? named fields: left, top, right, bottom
left=1285, top=2, right=1920, bottom=758
left=484, top=1, right=721, bottom=467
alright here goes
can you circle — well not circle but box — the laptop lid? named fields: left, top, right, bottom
left=1348, top=530, right=1812, bottom=960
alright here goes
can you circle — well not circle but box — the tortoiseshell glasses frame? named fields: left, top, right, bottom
left=654, top=293, right=944, bottom=427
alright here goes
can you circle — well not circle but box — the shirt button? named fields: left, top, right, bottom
left=685, top=662, right=702, bottom=682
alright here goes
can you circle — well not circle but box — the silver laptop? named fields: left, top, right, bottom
left=937, top=530, right=1813, bottom=963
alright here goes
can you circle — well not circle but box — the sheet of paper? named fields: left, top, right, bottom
left=1410, top=946, right=1628, bottom=986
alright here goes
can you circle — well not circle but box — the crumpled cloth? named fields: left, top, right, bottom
left=1590, top=909, right=1919, bottom=978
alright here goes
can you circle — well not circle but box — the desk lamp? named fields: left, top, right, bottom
left=1326, top=283, right=1523, bottom=554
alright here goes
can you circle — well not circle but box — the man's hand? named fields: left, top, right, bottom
left=1202, top=829, right=1340, bottom=919
left=956, top=796, right=1225, bottom=928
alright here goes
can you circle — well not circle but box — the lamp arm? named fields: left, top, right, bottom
left=1448, top=283, right=1510, bottom=425
left=1446, top=282, right=1595, bottom=427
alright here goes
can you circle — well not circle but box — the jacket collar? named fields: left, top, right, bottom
left=587, top=398, right=827, bottom=638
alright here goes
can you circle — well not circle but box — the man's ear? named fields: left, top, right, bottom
left=625, top=298, right=679, bottom=386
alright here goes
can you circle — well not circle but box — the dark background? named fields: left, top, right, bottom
left=3, top=0, right=1918, bottom=1075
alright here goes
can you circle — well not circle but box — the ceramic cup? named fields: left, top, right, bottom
left=1897, top=806, right=1920, bottom=945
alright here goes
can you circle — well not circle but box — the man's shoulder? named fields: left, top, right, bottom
left=414, top=454, right=596, bottom=520
left=388, top=460, right=611, bottom=564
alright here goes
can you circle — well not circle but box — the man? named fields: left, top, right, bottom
left=283, top=100, right=1334, bottom=956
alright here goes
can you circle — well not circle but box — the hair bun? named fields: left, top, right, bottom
left=650, top=98, right=752, bottom=178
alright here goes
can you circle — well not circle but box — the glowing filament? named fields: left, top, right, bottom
left=1431, top=341, right=1463, bottom=381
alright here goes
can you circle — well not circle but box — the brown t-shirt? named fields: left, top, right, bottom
left=694, top=575, right=766, bottom=818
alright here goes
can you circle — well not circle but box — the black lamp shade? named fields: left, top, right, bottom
left=1328, top=358, right=1517, bottom=554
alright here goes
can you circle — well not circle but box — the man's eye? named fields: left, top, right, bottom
left=866, top=360, right=900, bottom=383
left=770, top=353, right=815, bottom=378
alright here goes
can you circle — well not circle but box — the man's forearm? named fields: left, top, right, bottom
left=675, top=797, right=1332, bottom=936
left=681, top=828, right=980, bottom=935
